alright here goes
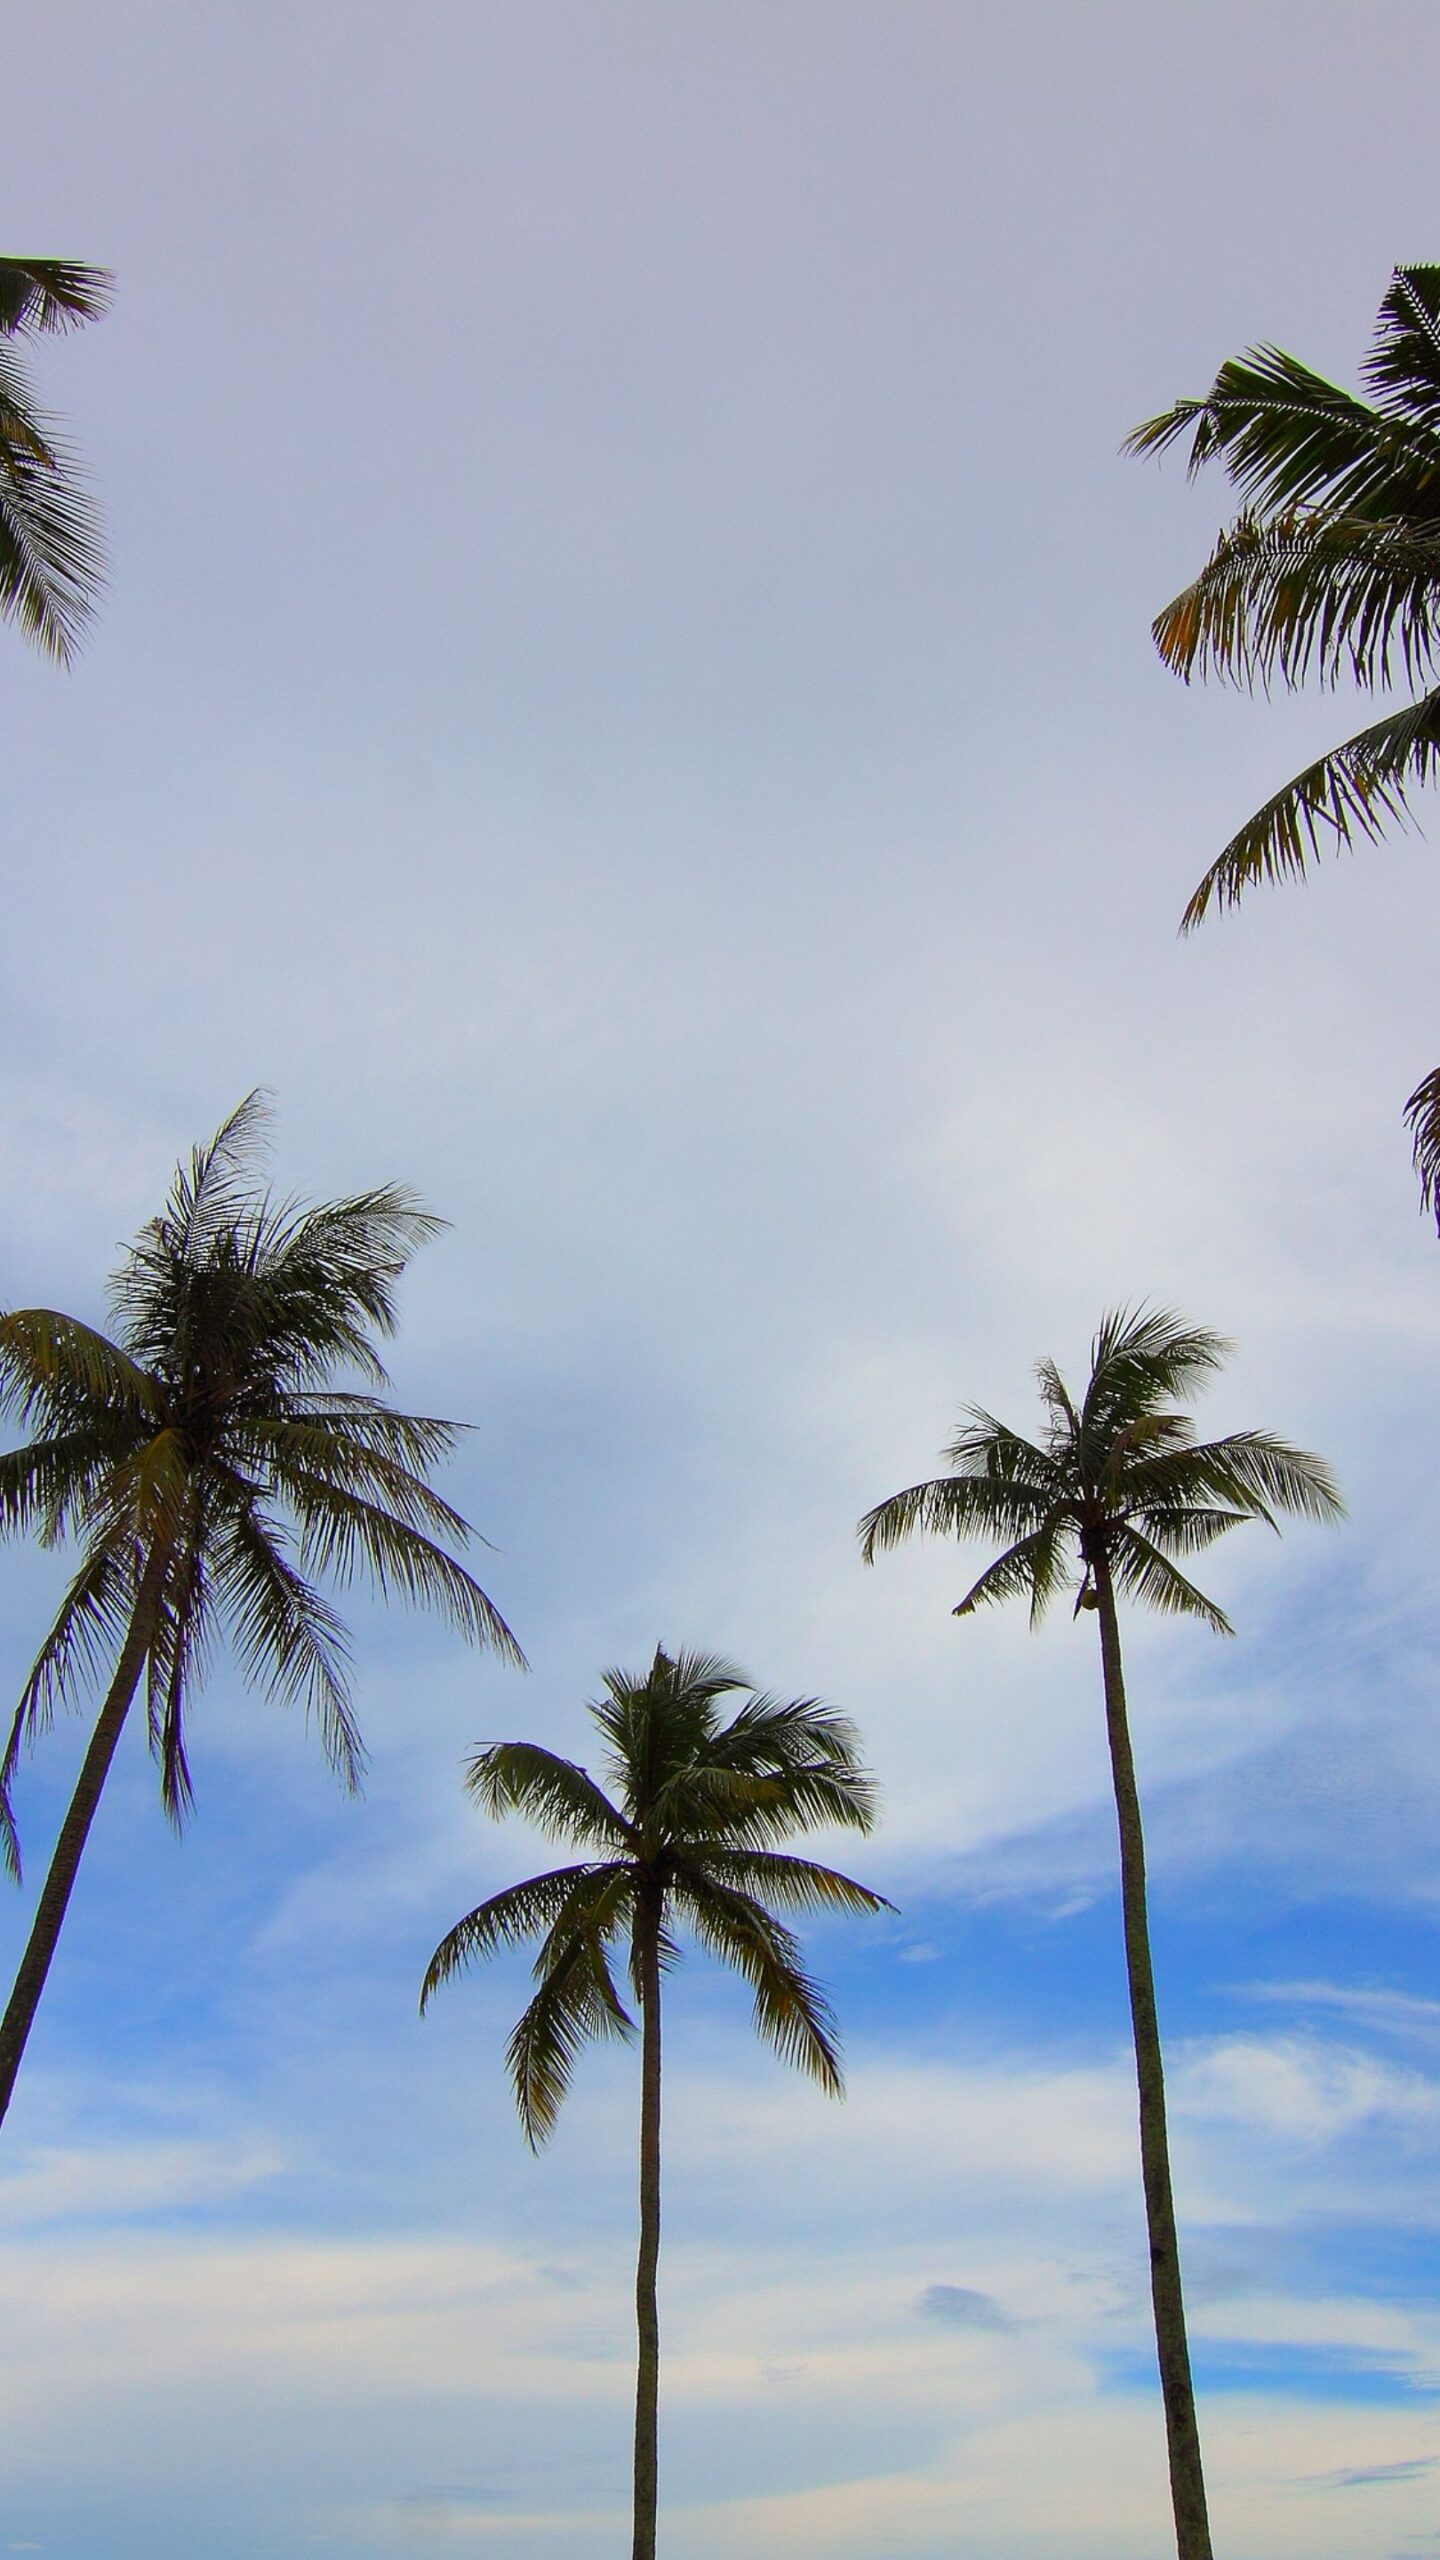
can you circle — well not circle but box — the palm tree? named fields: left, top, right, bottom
left=422, top=1645, right=888, bottom=2560
left=859, top=1308, right=1341, bottom=2560
left=1126, top=263, right=1440, bottom=1213
left=0, top=257, right=110, bottom=659
left=0, top=1092, right=523, bottom=2130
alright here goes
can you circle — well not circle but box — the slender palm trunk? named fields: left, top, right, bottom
left=631, top=1887, right=663, bottom=2560
left=1092, top=1550, right=1214, bottom=2560
left=0, top=1543, right=168, bottom=2132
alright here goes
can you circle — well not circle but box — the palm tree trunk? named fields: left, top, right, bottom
left=631, top=1887, right=663, bottom=2560
left=1092, top=1550, right=1214, bottom=2560
left=0, top=1542, right=168, bottom=2131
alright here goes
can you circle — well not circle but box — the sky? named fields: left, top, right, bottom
left=4, top=2, right=1440, bottom=2553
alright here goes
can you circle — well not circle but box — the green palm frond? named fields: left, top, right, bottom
left=682, top=1760, right=879, bottom=1846
left=0, top=393, right=103, bottom=656
left=0, top=260, right=108, bottom=659
left=1123, top=1430, right=1343, bottom=1527
left=858, top=1468, right=1048, bottom=1561
left=0, top=1430, right=130, bottom=1546
left=288, top=1471, right=524, bottom=1663
left=1125, top=338, right=1440, bottom=520
left=705, top=1688, right=864, bottom=1772
left=0, top=261, right=112, bottom=336
left=952, top=1521, right=1071, bottom=1626
left=420, top=1864, right=619, bottom=2007
left=592, top=1649, right=747, bottom=1805
left=1122, top=1502, right=1250, bottom=1556
left=508, top=1924, right=635, bottom=2147
left=1105, top=1525, right=1233, bottom=1634
left=681, top=1878, right=845, bottom=2094
left=1181, top=685, right=1440, bottom=924
left=1084, top=1308, right=1230, bottom=1422
left=1405, top=1063, right=1440, bottom=1226
left=1364, top=266, right=1440, bottom=434
left=244, top=1415, right=474, bottom=1542
left=465, top=1742, right=631, bottom=1848
left=146, top=1538, right=211, bottom=1825
left=0, top=1311, right=160, bottom=1437
left=1154, top=510, right=1440, bottom=694
left=944, top=1406, right=1064, bottom=1485
left=216, top=1496, right=362, bottom=1787
left=1033, top=1361, right=1083, bottom=1445
left=0, top=1543, right=134, bottom=1879
left=679, top=1847, right=893, bottom=1917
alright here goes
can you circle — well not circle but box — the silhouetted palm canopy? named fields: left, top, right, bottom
left=422, top=1647, right=886, bottom=2144
left=1128, top=265, right=1440, bottom=1212
left=860, top=1306, right=1342, bottom=1626
left=0, top=258, right=109, bottom=659
left=0, top=1092, right=523, bottom=1876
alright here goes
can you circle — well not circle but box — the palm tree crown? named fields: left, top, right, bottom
left=0, top=1091, right=523, bottom=1875
left=1128, top=266, right=1440, bottom=1213
left=860, top=1305, right=1342, bottom=1626
left=0, top=257, right=110, bottom=659
left=423, top=1646, right=886, bottom=2143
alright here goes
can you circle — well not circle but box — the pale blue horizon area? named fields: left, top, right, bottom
left=5, top=5, right=1440, bottom=2555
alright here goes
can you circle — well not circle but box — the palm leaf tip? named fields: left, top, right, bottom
left=1405, top=1064, right=1440, bottom=1226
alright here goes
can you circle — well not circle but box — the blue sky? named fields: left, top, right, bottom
left=5, top=3, right=1440, bottom=2553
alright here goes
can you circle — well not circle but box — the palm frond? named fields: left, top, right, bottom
left=215, top=1494, right=363, bottom=1787
left=465, top=1740, right=631, bottom=1848
left=1118, top=1429, right=1341, bottom=1529
left=674, top=1759, right=880, bottom=1846
left=944, top=1406, right=1065, bottom=1486
left=1181, top=685, right=1440, bottom=924
left=0, top=1429, right=132, bottom=1547
left=288, top=1471, right=524, bottom=1664
left=677, top=1846, right=893, bottom=1917
left=1105, top=1526, right=1233, bottom=1634
left=507, top=1924, right=635, bottom=2148
left=952, top=1520, right=1072, bottom=1627
left=0, top=331, right=103, bottom=661
left=1404, top=1063, right=1440, bottom=1226
left=1122, top=1501, right=1250, bottom=1556
left=1033, top=1359, right=1082, bottom=1446
left=681, top=1878, right=845, bottom=2095
left=244, top=1414, right=473, bottom=1543
left=1085, top=1308, right=1230, bottom=1416
left=703, top=1688, right=860, bottom=1771
left=0, top=1310, right=160, bottom=1436
left=1125, top=340, right=1440, bottom=520
left=1, top=1542, right=135, bottom=1878
left=420, top=1864, right=618, bottom=2006
left=145, top=1534, right=212, bottom=1827
left=858, top=1466, right=1049, bottom=1561
left=0, top=260, right=112, bottom=335
left=1154, top=509, right=1440, bottom=694
left=1364, top=267, right=1440, bottom=436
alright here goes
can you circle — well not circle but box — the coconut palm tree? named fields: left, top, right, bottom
left=1126, top=263, right=1440, bottom=1212
left=0, top=1092, right=523, bottom=2130
left=0, top=257, right=110, bottom=659
left=859, top=1308, right=1341, bottom=2560
left=422, top=1645, right=888, bottom=2560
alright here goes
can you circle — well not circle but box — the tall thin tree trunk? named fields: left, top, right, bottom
left=1092, top=1550, right=1214, bottom=2560
left=631, top=1888, right=663, bottom=2560
left=0, top=1542, right=169, bottom=2132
